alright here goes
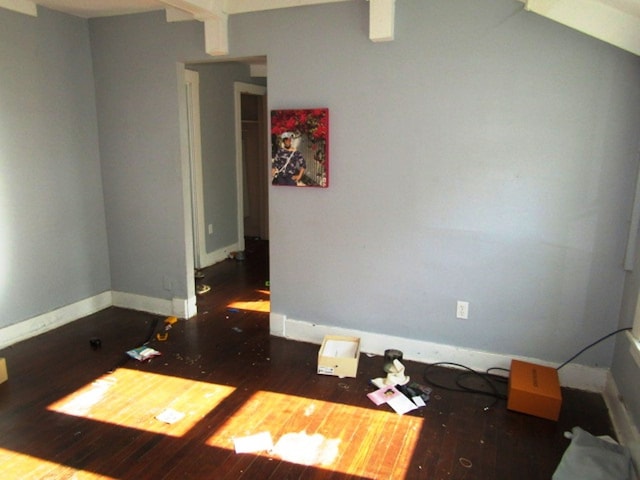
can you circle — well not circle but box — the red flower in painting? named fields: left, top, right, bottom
left=271, top=108, right=328, bottom=144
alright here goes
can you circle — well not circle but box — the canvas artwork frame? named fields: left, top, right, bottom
left=271, top=108, right=329, bottom=188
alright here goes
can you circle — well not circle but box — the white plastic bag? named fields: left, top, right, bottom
left=553, top=426, right=632, bottom=480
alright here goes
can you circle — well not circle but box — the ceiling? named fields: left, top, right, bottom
left=28, top=0, right=353, bottom=18
left=2, top=0, right=640, bottom=56
left=35, top=0, right=165, bottom=18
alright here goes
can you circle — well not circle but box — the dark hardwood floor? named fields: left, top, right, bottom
left=0, top=239, right=615, bottom=479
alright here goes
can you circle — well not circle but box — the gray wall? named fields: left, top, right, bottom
left=230, top=0, right=640, bottom=366
left=88, top=0, right=639, bottom=367
left=89, top=13, right=204, bottom=300
left=0, top=7, right=110, bottom=328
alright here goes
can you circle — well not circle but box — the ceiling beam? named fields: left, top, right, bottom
left=204, top=13, right=228, bottom=55
left=161, top=0, right=222, bottom=20
left=160, top=0, right=228, bottom=54
left=521, top=0, right=640, bottom=56
left=0, top=0, right=37, bottom=16
left=163, top=0, right=396, bottom=56
left=222, top=0, right=350, bottom=15
left=369, top=0, right=395, bottom=42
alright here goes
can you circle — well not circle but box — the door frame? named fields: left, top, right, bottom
left=184, top=69, right=207, bottom=270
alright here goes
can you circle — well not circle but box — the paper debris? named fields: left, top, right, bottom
left=234, top=432, right=274, bottom=454
left=155, top=408, right=185, bottom=424
left=367, top=385, right=403, bottom=406
left=367, top=384, right=418, bottom=415
left=126, top=346, right=161, bottom=361
left=412, top=396, right=426, bottom=407
left=386, top=393, right=418, bottom=415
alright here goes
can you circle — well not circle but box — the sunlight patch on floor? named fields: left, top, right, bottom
left=48, top=368, right=235, bottom=437
left=0, top=448, right=114, bottom=480
left=227, top=298, right=270, bottom=312
left=207, top=390, right=423, bottom=477
left=272, top=430, right=341, bottom=466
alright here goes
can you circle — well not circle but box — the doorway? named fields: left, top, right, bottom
left=237, top=86, right=269, bottom=240
left=182, top=64, right=268, bottom=311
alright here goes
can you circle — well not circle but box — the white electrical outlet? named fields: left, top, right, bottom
left=456, top=301, right=469, bottom=319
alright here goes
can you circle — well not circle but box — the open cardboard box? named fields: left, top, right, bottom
left=317, top=335, right=360, bottom=378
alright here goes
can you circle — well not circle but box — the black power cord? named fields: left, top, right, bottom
left=423, top=362, right=508, bottom=410
left=422, top=327, right=633, bottom=409
left=555, top=327, right=632, bottom=370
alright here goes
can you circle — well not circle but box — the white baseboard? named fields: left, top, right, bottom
left=201, top=242, right=240, bottom=268
left=0, top=292, right=112, bottom=350
left=0, top=291, right=195, bottom=350
left=175, top=296, right=198, bottom=319
left=270, top=314, right=609, bottom=392
left=604, top=374, right=640, bottom=479
left=112, top=291, right=193, bottom=318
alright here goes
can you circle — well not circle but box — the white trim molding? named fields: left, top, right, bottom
left=270, top=314, right=610, bottom=392
left=111, top=290, right=193, bottom=318
left=604, top=373, right=640, bottom=478
left=0, top=292, right=112, bottom=349
left=0, top=290, right=196, bottom=349
left=200, top=241, right=242, bottom=269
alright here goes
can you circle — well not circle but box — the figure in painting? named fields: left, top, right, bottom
left=271, top=132, right=306, bottom=186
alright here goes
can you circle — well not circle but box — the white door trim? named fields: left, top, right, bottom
left=185, top=69, right=206, bottom=269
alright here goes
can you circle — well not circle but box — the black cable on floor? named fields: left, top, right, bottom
left=555, top=327, right=632, bottom=370
left=422, top=327, right=633, bottom=409
left=423, top=361, right=508, bottom=410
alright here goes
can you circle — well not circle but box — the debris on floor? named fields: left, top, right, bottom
left=367, top=384, right=418, bottom=415
left=156, top=316, right=178, bottom=341
left=553, top=426, right=633, bottom=480
left=228, top=251, right=245, bottom=261
left=126, top=345, right=161, bottom=362
left=367, top=358, right=432, bottom=414
left=196, top=284, right=211, bottom=295
left=371, top=358, right=409, bottom=387
left=155, top=408, right=185, bottom=424
left=174, top=353, right=202, bottom=366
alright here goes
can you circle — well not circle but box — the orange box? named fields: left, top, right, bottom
left=507, top=359, right=562, bottom=421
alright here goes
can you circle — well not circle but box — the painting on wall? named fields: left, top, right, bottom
left=271, top=108, right=329, bottom=188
